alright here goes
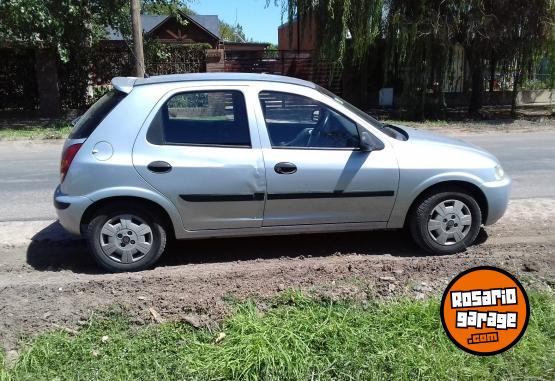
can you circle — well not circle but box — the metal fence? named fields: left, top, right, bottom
left=0, top=48, right=39, bottom=111
left=92, top=43, right=207, bottom=85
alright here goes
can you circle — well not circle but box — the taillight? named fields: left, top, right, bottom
left=60, top=143, right=82, bottom=182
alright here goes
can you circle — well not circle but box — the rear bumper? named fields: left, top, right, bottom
left=481, top=176, right=511, bottom=225
left=53, top=185, right=93, bottom=236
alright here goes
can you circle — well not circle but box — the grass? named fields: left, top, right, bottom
left=385, top=119, right=450, bottom=127
left=0, top=121, right=72, bottom=140
left=1, top=291, right=554, bottom=381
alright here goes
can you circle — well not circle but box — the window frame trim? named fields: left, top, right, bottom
left=147, top=88, right=254, bottom=148
left=257, top=89, right=365, bottom=151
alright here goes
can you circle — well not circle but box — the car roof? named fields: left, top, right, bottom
left=111, top=73, right=317, bottom=94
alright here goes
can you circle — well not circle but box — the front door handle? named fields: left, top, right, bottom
left=274, top=162, right=297, bottom=175
left=147, top=161, right=172, bottom=173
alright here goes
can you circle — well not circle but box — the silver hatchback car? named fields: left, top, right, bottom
left=54, top=73, right=510, bottom=272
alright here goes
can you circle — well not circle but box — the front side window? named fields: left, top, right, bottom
left=148, top=90, right=251, bottom=147
left=259, top=91, right=360, bottom=149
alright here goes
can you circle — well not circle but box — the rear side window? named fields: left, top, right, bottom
left=147, top=90, right=251, bottom=147
left=68, top=90, right=126, bottom=139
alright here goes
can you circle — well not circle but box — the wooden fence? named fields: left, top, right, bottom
left=224, top=50, right=342, bottom=95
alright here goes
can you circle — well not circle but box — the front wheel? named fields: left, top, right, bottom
left=409, top=190, right=482, bottom=254
left=85, top=205, right=167, bottom=272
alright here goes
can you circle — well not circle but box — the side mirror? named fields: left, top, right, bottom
left=359, top=131, right=385, bottom=152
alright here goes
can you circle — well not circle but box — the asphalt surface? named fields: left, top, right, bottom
left=0, top=132, right=554, bottom=222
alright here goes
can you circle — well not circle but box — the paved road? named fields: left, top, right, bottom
left=0, top=132, right=554, bottom=222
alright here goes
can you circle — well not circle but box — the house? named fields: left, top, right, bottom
left=105, top=13, right=221, bottom=48
left=278, top=17, right=317, bottom=51
left=104, top=12, right=270, bottom=52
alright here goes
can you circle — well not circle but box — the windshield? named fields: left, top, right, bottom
left=316, top=85, right=385, bottom=131
left=68, top=90, right=126, bottom=139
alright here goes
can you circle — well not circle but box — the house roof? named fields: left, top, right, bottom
left=142, top=15, right=170, bottom=34
left=104, top=14, right=220, bottom=41
left=189, top=15, right=220, bottom=39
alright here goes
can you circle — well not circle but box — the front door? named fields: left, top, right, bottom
left=133, top=87, right=266, bottom=231
left=256, top=90, right=399, bottom=226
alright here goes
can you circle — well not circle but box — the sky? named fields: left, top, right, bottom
left=189, top=0, right=284, bottom=44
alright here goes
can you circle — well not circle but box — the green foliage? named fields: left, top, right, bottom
left=545, top=24, right=555, bottom=90
left=0, top=1, right=194, bottom=60
left=142, top=0, right=193, bottom=16
left=0, top=0, right=200, bottom=109
left=1, top=291, right=554, bottom=380
left=220, top=22, right=247, bottom=43
left=0, top=0, right=129, bottom=61
left=275, top=0, right=555, bottom=118
left=142, top=0, right=194, bottom=28
left=144, top=41, right=210, bottom=62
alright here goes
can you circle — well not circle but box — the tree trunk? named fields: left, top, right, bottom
left=469, top=65, right=483, bottom=114
left=130, top=0, right=145, bottom=78
left=489, top=52, right=496, bottom=92
left=511, top=70, right=520, bottom=118
left=511, top=47, right=524, bottom=118
left=34, top=48, right=61, bottom=116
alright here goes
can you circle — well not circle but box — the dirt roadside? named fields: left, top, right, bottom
left=1, top=118, right=555, bottom=142
left=392, top=118, right=555, bottom=135
left=0, top=198, right=553, bottom=352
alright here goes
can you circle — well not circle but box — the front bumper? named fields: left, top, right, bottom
left=53, top=185, right=93, bottom=236
left=481, top=176, right=511, bottom=225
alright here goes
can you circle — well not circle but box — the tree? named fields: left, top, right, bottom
left=0, top=0, right=193, bottom=109
left=275, top=0, right=555, bottom=119
left=0, top=0, right=131, bottom=112
left=494, top=0, right=555, bottom=116
left=0, top=0, right=129, bottom=60
left=220, top=22, right=247, bottom=42
left=131, top=0, right=145, bottom=77
left=272, top=0, right=383, bottom=65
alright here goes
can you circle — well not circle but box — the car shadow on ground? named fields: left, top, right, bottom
left=26, top=221, right=488, bottom=274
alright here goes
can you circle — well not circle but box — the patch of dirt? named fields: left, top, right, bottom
left=0, top=199, right=553, bottom=351
left=395, top=118, right=555, bottom=135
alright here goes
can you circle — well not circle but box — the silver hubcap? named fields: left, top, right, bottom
left=427, top=199, right=472, bottom=246
left=99, top=214, right=153, bottom=263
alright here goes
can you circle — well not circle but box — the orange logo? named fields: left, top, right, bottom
left=441, top=266, right=529, bottom=355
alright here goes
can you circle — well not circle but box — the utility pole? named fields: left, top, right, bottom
left=130, top=0, right=145, bottom=77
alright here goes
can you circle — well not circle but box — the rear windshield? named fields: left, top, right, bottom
left=68, top=90, right=126, bottom=139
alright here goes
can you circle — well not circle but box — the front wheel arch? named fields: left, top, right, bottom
left=404, top=181, right=488, bottom=229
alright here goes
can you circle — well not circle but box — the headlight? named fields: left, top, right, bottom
left=494, top=165, right=505, bottom=180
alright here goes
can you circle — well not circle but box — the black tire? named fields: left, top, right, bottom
left=409, top=189, right=482, bottom=255
left=85, top=204, right=167, bottom=272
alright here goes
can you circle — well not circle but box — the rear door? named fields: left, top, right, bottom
left=133, top=85, right=266, bottom=231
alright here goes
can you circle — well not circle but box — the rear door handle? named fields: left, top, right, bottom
left=274, top=162, right=297, bottom=174
left=147, top=161, right=172, bottom=173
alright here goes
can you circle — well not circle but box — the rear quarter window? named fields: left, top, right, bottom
left=68, top=90, right=126, bottom=139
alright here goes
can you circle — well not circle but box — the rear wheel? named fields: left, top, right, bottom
left=85, top=205, right=167, bottom=272
left=409, top=190, right=482, bottom=254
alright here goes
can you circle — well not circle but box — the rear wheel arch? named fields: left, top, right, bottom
left=80, top=196, right=175, bottom=239
left=405, top=181, right=488, bottom=227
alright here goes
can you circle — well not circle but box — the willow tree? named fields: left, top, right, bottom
left=275, top=0, right=555, bottom=119
left=384, top=0, right=456, bottom=119
left=277, top=0, right=380, bottom=64
left=272, top=0, right=456, bottom=118
left=492, top=0, right=555, bottom=116
left=271, top=0, right=384, bottom=105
